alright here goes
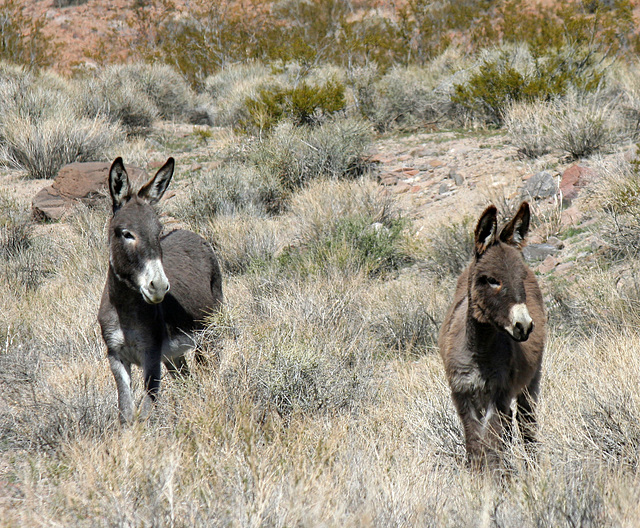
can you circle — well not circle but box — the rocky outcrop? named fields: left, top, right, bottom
left=32, top=161, right=145, bottom=221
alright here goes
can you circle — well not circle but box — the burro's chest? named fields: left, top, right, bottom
left=100, top=307, right=195, bottom=366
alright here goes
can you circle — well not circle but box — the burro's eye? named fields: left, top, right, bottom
left=485, top=276, right=501, bottom=289
left=120, top=229, right=136, bottom=241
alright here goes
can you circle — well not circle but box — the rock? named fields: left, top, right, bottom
left=545, top=236, right=565, bottom=250
left=379, top=173, right=400, bottom=186
left=429, top=159, right=447, bottom=169
left=449, top=166, right=464, bottom=186
left=522, top=170, right=557, bottom=200
left=523, top=243, right=559, bottom=262
left=559, top=164, right=595, bottom=203
left=537, top=255, right=559, bottom=274
left=32, top=161, right=146, bottom=221
left=439, top=182, right=450, bottom=195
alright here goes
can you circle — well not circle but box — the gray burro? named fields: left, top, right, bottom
left=98, top=157, right=223, bottom=425
left=438, top=202, right=546, bottom=471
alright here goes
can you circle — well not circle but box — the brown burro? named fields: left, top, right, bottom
left=98, top=157, right=223, bottom=425
left=438, top=202, right=546, bottom=470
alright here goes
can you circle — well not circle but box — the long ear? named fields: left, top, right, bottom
left=500, top=201, right=530, bottom=248
left=475, top=205, right=498, bottom=256
left=138, top=158, right=174, bottom=205
left=109, top=157, right=131, bottom=213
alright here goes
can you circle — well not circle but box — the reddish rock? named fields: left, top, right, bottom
left=559, top=165, right=595, bottom=203
left=429, top=159, right=446, bottom=168
left=402, top=169, right=420, bottom=177
left=370, top=153, right=392, bottom=164
left=537, top=255, right=559, bottom=274
left=394, top=182, right=411, bottom=193
left=379, top=173, right=400, bottom=186
left=32, top=161, right=146, bottom=221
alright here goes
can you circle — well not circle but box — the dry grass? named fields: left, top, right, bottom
left=2, top=189, right=639, bottom=527
left=3, top=55, right=640, bottom=528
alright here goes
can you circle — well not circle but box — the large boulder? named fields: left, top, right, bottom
left=32, top=161, right=145, bottom=221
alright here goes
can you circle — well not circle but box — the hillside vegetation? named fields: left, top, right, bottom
left=2, top=0, right=640, bottom=526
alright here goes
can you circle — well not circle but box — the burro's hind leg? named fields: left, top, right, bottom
left=109, top=355, right=133, bottom=425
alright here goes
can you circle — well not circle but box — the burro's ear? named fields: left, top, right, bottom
left=138, top=158, right=175, bottom=205
left=475, top=205, right=498, bottom=256
left=500, top=201, right=530, bottom=248
left=109, top=157, right=131, bottom=212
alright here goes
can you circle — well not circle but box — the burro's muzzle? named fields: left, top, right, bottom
left=138, top=258, right=170, bottom=304
left=505, top=303, right=534, bottom=342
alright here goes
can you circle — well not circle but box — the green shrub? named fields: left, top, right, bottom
left=452, top=46, right=604, bottom=125
left=243, top=78, right=346, bottom=131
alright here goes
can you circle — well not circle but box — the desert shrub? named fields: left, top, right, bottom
left=0, top=0, right=56, bottom=68
left=77, top=65, right=159, bottom=135
left=249, top=117, right=373, bottom=191
left=199, top=214, right=284, bottom=275
left=504, top=99, right=554, bottom=158
left=243, top=77, right=346, bottom=131
left=422, top=216, right=474, bottom=279
left=549, top=90, right=622, bottom=159
left=119, top=63, right=197, bottom=121
left=173, top=163, right=285, bottom=229
left=201, top=62, right=274, bottom=127
left=279, top=215, right=410, bottom=278
left=0, top=70, right=123, bottom=178
left=591, top=153, right=640, bottom=260
left=355, top=65, right=450, bottom=131
left=250, top=339, right=364, bottom=418
left=349, top=52, right=468, bottom=131
left=0, top=203, right=59, bottom=292
left=366, top=274, right=448, bottom=357
left=452, top=45, right=604, bottom=125
left=0, top=198, right=31, bottom=259
left=2, top=112, right=123, bottom=179
left=278, top=179, right=413, bottom=278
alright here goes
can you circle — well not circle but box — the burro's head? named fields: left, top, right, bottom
left=108, top=157, right=174, bottom=304
left=468, top=202, right=535, bottom=342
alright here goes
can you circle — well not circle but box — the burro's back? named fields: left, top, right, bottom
left=98, top=157, right=223, bottom=425
left=438, top=202, right=545, bottom=470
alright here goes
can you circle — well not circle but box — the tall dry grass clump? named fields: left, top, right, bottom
left=0, top=66, right=123, bottom=178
